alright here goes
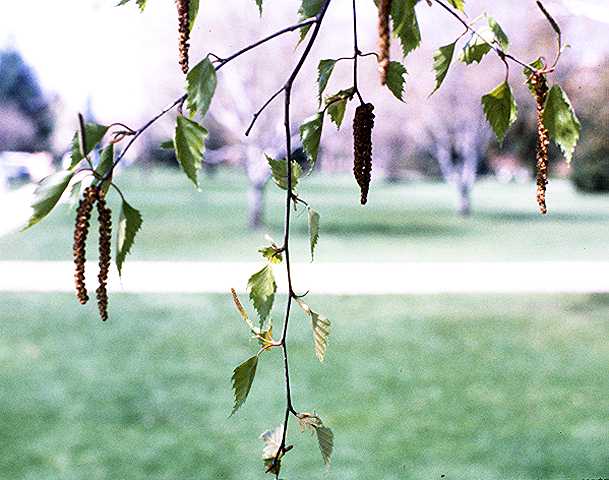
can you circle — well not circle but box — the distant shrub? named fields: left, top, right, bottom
left=571, top=149, right=609, bottom=193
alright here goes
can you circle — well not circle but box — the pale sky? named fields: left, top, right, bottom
left=0, top=0, right=606, bottom=125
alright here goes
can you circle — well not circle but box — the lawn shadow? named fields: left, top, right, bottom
left=477, top=211, right=609, bottom=223
left=289, top=219, right=467, bottom=238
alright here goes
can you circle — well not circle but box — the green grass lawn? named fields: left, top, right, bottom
left=2, top=167, right=609, bottom=262
left=2, top=292, right=609, bottom=479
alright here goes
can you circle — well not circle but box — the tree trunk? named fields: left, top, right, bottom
left=248, top=183, right=266, bottom=230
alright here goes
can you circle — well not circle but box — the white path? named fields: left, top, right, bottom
left=1, top=261, right=609, bottom=295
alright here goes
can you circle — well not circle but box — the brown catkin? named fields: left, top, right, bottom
left=96, top=191, right=112, bottom=322
left=176, top=0, right=190, bottom=74
left=353, top=103, right=375, bottom=205
left=73, top=186, right=98, bottom=305
left=378, top=0, right=391, bottom=85
left=532, top=72, right=550, bottom=214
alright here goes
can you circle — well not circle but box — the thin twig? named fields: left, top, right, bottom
left=271, top=0, right=333, bottom=475
left=352, top=0, right=365, bottom=104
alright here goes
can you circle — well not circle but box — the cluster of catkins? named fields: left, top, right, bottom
left=73, top=186, right=112, bottom=321
left=353, top=103, right=376, bottom=205
left=176, top=0, right=191, bottom=74
left=377, top=0, right=392, bottom=85
left=531, top=72, right=550, bottom=214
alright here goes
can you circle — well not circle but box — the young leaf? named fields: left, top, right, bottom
left=459, top=28, right=493, bottom=64
left=487, top=16, right=509, bottom=51
left=231, top=288, right=256, bottom=332
left=70, top=123, right=108, bottom=168
left=188, top=0, right=199, bottom=31
left=296, top=413, right=334, bottom=465
left=317, top=59, right=337, bottom=104
left=316, top=426, right=334, bottom=465
left=299, top=112, right=324, bottom=169
left=258, top=246, right=283, bottom=264
left=247, top=265, right=277, bottom=325
left=482, top=81, right=518, bottom=145
left=543, top=85, right=581, bottom=163
left=431, top=42, right=456, bottom=95
left=116, top=0, right=147, bottom=12
left=448, top=0, right=465, bottom=12
left=260, top=425, right=284, bottom=475
left=231, top=355, right=259, bottom=415
left=186, top=57, right=217, bottom=118
left=385, top=61, right=407, bottom=101
left=116, top=199, right=143, bottom=277
left=391, top=0, right=421, bottom=57
left=267, top=155, right=303, bottom=191
left=174, top=115, right=208, bottom=187
left=24, top=170, right=74, bottom=229
left=308, top=207, right=320, bottom=261
left=297, top=299, right=330, bottom=362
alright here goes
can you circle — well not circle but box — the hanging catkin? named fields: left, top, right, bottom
left=378, top=0, right=392, bottom=85
left=532, top=72, right=550, bottom=214
left=73, top=186, right=98, bottom=305
left=353, top=103, right=375, bottom=205
left=96, top=191, right=112, bottom=322
left=176, top=0, right=191, bottom=74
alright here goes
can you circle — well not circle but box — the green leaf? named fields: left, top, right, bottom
left=247, top=265, right=277, bottom=325
left=160, top=140, right=175, bottom=150
left=327, top=99, right=347, bottom=129
left=186, top=57, right=217, bottom=118
left=94, top=144, right=114, bottom=194
left=188, top=0, right=199, bottom=31
left=70, top=123, right=108, bottom=169
left=488, top=16, right=509, bottom=50
left=385, top=61, right=407, bottom=101
left=481, top=81, right=518, bottom=145
left=316, top=426, right=334, bottom=465
left=116, top=199, right=143, bottom=277
left=317, top=59, right=336, bottom=104
left=459, top=28, right=493, bottom=64
left=325, top=88, right=355, bottom=130
left=24, top=170, right=74, bottom=230
left=231, top=355, right=259, bottom=415
left=267, top=155, right=303, bottom=191
left=297, top=299, right=330, bottom=362
left=298, top=23, right=313, bottom=45
left=448, top=0, right=465, bottom=12
left=299, top=112, right=324, bottom=170
left=255, top=0, right=263, bottom=14
left=298, top=0, right=322, bottom=18
left=308, top=207, right=320, bottom=261
left=174, top=116, right=208, bottom=187
left=391, top=0, right=421, bottom=57
left=431, top=42, right=456, bottom=95
left=543, top=85, right=581, bottom=163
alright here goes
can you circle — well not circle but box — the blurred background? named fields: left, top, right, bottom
left=1, top=0, right=609, bottom=479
